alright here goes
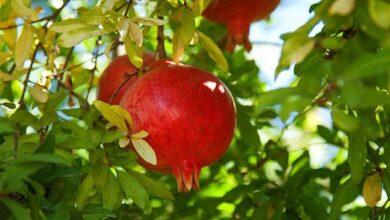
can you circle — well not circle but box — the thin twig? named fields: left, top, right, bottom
left=82, top=37, right=102, bottom=114
left=123, top=0, right=133, bottom=16
left=18, top=45, right=40, bottom=110
left=0, top=0, right=71, bottom=30
left=13, top=123, right=20, bottom=158
left=58, top=82, right=87, bottom=105
left=251, top=41, right=283, bottom=47
left=56, top=47, right=74, bottom=91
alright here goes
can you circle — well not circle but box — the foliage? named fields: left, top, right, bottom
left=0, top=0, right=390, bottom=219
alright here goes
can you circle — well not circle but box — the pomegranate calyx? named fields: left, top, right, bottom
left=172, top=159, right=200, bottom=193
left=226, top=20, right=251, bottom=52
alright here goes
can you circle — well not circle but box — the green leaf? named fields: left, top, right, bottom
left=111, top=105, right=133, bottom=129
left=51, top=19, right=90, bottom=33
left=10, top=153, right=68, bottom=165
left=196, top=30, right=228, bottom=72
left=347, top=132, right=366, bottom=183
left=254, top=88, right=299, bottom=115
left=102, top=170, right=123, bottom=210
left=80, top=6, right=106, bottom=25
left=58, top=25, right=115, bottom=48
left=128, top=20, right=143, bottom=47
left=188, top=0, right=212, bottom=14
left=344, top=49, right=390, bottom=79
left=124, top=35, right=143, bottom=69
left=341, top=82, right=390, bottom=109
left=101, top=131, right=124, bottom=144
left=130, top=138, right=157, bottom=165
left=117, top=170, right=149, bottom=210
left=93, top=100, right=132, bottom=133
left=172, top=7, right=195, bottom=62
left=329, top=179, right=359, bottom=220
left=368, top=0, right=390, bottom=29
left=28, top=86, right=48, bottom=103
left=132, top=17, right=167, bottom=26
left=277, top=35, right=315, bottom=72
left=127, top=169, right=174, bottom=200
left=75, top=173, right=95, bottom=209
left=15, top=25, right=33, bottom=70
left=331, top=107, right=360, bottom=132
left=237, top=112, right=260, bottom=147
left=0, top=197, right=32, bottom=220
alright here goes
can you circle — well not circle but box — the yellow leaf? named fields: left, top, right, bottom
left=362, top=173, right=382, bottom=207
left=196, top=30, right=228, bottom=72
left=279, top=36, right=315, bottom=67
left=0, top=71, right=16, bottom=81
left=368, top=0, right=390, bottom=30
left=130, top=138, right=157, bottom=165
left=29, top=86, right=48, bottom=103
left=128, top=20, right=143, bottom=47
left=329, top=0, right=356, bottom=16
left=93, top=100, right=133, bottom=133
left=131, top=130, right=148, bottom=139
left=0, top=53, right=11, bottom=66
left=119, top=137, right=130, bottom=148
left=0, top=0, right=8, bottom=7
left=111, top=105, right=133, bottom=130
left=15, top=25, right=34, bottom=70
left=11, top=0, right=38, bottom=20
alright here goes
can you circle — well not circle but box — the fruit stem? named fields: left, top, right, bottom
left=156, top=15, right=167, bottom=60
left=108, top=70, right=138, bottom=104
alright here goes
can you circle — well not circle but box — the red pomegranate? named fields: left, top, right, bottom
left=203, top=0, right=280, bottom=51
left=97, top=53, right=155, bottom=104
left=120, top=60, right=236, bottom=192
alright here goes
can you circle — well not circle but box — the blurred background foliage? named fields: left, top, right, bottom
left=0, top=0, right=390, bottom=219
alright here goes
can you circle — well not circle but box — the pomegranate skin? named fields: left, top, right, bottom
left=203, top=0, right=280, bottom=51
left=97, top=53, right=155, bottom=104
left=120, top=60, right=236, bottom=192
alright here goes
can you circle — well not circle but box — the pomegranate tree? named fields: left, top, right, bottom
left=120, top=60, right=236, bottom=192
left=203, top=0, right=280, bottom=51
left=97, top=53, right=155, bottom=104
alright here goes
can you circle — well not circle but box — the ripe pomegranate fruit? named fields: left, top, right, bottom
left=203, top=0, right=280, bottom=51
left=97, top=53, right=155, bottom=104
left=120, top=60, right=236, bottom=192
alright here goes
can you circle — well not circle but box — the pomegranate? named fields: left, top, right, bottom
left=97, top=53, right=155, bottom=104
left=203, top=0, right=280, bottom=51
left=120, top=60, right=236, bottom=192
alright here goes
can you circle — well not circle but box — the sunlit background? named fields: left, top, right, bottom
left=17, top=0, right=386, bottom=216
left=249, top=0, right=387, bottom=211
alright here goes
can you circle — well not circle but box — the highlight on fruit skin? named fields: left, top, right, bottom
left=120, top=60, right=236, bottom=192
left=203, top=0, right=280, bottom=52
left=96, top=53, right=155, bottom=105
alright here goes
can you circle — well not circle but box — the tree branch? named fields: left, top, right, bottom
left=123, top=0, right=133, bottom=16
left=18, top=45, right=40, bottom=110
left=156, top=16, right=167, bottom=60
left=82, top=37, right=102, bottom=114
left=0, top=0, right=70, bottom=30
